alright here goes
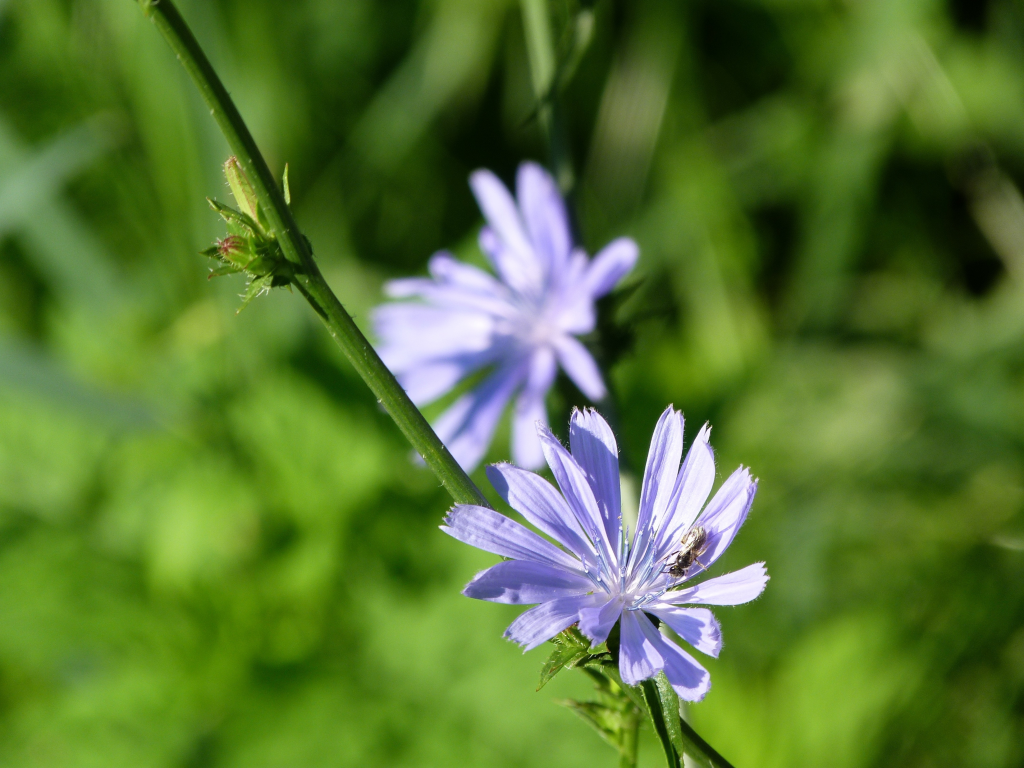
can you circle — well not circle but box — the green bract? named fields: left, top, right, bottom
left=202, top=157, right=302, bottom=311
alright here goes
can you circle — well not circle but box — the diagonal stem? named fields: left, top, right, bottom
left=135, top=0, right=488, bottom=508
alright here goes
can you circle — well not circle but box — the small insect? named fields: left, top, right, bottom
left=666, top=526, right=709, bottom=579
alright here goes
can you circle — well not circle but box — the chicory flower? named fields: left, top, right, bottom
left=373, top=163, right=637, bottom=471
left=441, top=406, right=767, bottom=701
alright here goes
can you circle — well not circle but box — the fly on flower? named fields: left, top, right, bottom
left=666, top=526, right=709, bottom=579
left=441, top=406, right=767, bottom=701
left=373, top=163, right=638, bottom=472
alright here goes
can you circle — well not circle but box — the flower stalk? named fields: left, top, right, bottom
left=618, top=707, right=640, bottom=768
left=135, top=4, right=745, bottom=768
left=135, top=0, right=487, bottom=507
left=519, top=0, right=575, bottom=193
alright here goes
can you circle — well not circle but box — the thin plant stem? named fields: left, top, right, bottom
left=135, top=0, right=488, bottom=508
left=519, top=0, right=574, bottom=193
left=518, top=5, right=740, bottom=768
left=618, top=706, right=640, bottom=768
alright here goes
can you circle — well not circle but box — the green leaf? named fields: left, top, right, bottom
left=655, top=672, right=685, bottom=757
left=646, top=673, right=737, bottom=768
left=538, top=626, right=592, bottom=690
left=556, top=699, right=623, bottom=749
left=641, top=678, right=682, bottom=768
left=237, top=275, right=273, bottom=312
left=582, top=658, right=647, bottom=713
left=0, top=116, right=122, bottom=310
left=207, top=264, right=242, bottom=279
left=224, top=155, right=260, bottom=224
left=282, top=163, right=291, bottom=206
left=207, top=197, right=261, bottom=235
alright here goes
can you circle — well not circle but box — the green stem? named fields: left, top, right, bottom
left=618, top=706, right=640, bottom=768
left=519, top=0, right=574, bottom=193
left=519, top=8, right=736, bottom=768
left=136, top=0, right=488, bottom=508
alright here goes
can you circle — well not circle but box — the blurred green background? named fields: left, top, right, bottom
left=0, top=0, right=1022, bottom=765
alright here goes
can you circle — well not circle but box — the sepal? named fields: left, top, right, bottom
left=557, top=699, right=630, bottom=751
left=202, top=158, right=304, bottom=311
left=555, top=657, right=643, bottom=763
left=538, top=626, right=595, bottom=690
left=208, top=198, right=261, bottom=236
left=224, top=156, right=262, bottom=226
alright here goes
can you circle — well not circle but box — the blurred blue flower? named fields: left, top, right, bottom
left=442, top=407, right=767, bottom=701
left=373, top=162, right=637, bottom=471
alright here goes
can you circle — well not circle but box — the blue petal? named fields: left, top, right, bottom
left=555, top=336, right=607, bottom=401
left=618, top=610, right=663, bottom=685
left=647, top=606, right=722, bottom=657
left=381, top=249, right=518, bottom=322
left=511, top=348, right=557, bottom=469
left=470, top=170, right=533, bottom=262
left=463, top=560, right=593, bottom=604
left=661, top=636, right=712, bottom=702
left=504, top=594, right=602, bottom=651
left=394, top=356, right=487, bottom=404
left=651, top=423, right=716, bottom=564
left=620, top=611, right=711, bottom=701
left=373, top=304, right=496, bottom=371
left=441, top=505, right=582, bottom=572
left=661, top=563, right=768, bottom=606
left=629, top=407, right=684, bottom=573
left=538, top=425, right=618, bottom=572
left=427, top=250, right=508, bottom=293
left=383, top=278, right=517, bottom=319
left=517, top=162, right=571, bottom=276
left=555, top=249, right=596, bottom=334
left=478, top=227, right=546, bottom=298
left=584, top=237, right=638, bottom=298
left=485, top=463, right=595, bottom=561
left=683, top=468, right=758, bottom=580
left=578, top=595, right=623, bottom=646
left=568, top=408, right=622, bottom=555
left=433, top=361, right=527, bottom=472
left=471, top=169, right=544, bottom=295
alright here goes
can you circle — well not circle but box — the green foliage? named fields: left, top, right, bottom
left=0, top=0, right=1023, bottom=766
left=203, top=158, right=301, bottom=311
left=558, top=659, right=644, bottom=763
left=538, top=626, right=599, bottom=690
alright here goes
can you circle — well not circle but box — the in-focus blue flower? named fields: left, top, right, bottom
left=373, top=162, right=637, bottom=471
left=442, top=407, right=767, bottom=701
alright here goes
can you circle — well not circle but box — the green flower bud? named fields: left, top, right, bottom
left=202, top=158, right=305, bottom=311
left=224, top=156, right=261, bottom=228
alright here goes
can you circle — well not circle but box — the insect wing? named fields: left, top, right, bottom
left=679, top=526, right=706, bottom=553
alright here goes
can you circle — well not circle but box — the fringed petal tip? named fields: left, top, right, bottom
left=534, top=420, right=558, bottom=442
left=439, top=505, right=460, bottom=529
left=675, top=676, right=711, bottom=703
left=503, top=626, right=546, bottom=654
left=502, top=628, right=531, bottom=652
left=747, top=561, right=770, bottom=600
